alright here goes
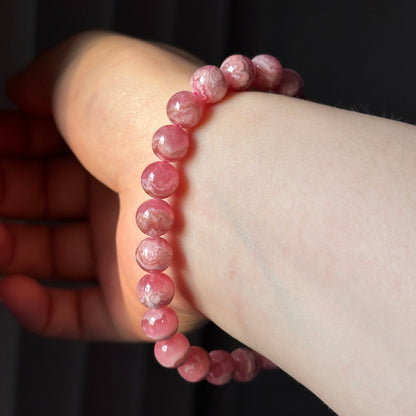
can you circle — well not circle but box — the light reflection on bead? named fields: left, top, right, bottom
left=251, top=54, right=283, bottom=91
left=152, top=125, right=190, bottom=161
left=136, top=199, right=174, bottom=236
left=167, top=91, right=203, bottom=128
left=141, top=161, right=179, bottom=199
left=135, top=237, right=173, bottom=272
left=177, top=346, right=211, bottom=382
left=141, top=306, right=179, bottom=341
left=137, top=272, right=175, bottom=308
left=191, top=65, right=228, bottom=103
left=231, top=348, right=260, bottom=382
left=220, top=55, right=255, bottom=91
left=154, top=332, right=190, bottom=368
left=206, top=350, right=235, bottom=385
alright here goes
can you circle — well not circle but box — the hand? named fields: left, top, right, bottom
left=0, top=32, right=203, bottom=341
left=1, top=30, right=416, bottom=416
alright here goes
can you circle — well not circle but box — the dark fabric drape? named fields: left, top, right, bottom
left=1, top=0, right=415, bottom=415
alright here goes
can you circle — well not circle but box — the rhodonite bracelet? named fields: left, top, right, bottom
left=135, top=53, right=304, bottom=384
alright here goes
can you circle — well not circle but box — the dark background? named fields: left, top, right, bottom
left=0, top=0, right=415, bottom=415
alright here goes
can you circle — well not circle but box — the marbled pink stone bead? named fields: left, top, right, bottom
left=274, top=68, right=304, bottom=97
left=191, top=65, right=228, bottom=103
left=231, top=348, right=260, bottom=382
left=152, top=125, right=190, bottom=162
left=251, top=54, right=283, bottom=91
left=136, top=272, right=175, bottom=308
left=205, top=350, right=235, bottom=385
left=136, top=199, right=174, bottom=236
left=141, top=161, right=179, bottom=199
left=167, top=91, right=203, bottom=128
left=220, top=54, right=255, bottom=91
left=154, top=332, right=191, bottom=368
left=177, top=346, right=211, bottom=383
left=135, top=237, right=173, bottom=272
left=254, top=352, right=278, bottom=370
left=141, top=306, right=179, bottom=341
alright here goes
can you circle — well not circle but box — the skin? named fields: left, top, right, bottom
left=0, top=32, right=415, bottom=415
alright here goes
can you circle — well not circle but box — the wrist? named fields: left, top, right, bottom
left=177, top=91, right=416, bottom=412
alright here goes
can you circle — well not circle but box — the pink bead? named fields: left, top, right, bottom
left=254, top=352, right=278, bottom=370
left=251, top=54, right=283, bottom=91
left=141, top=306, right=179, bottom=341
left=152, top=125, right=190, bottom=161
left=231, top=348, right=260, bottom=382
left=220, top=55, right=255, bottom=91
left=167, top=91, right=203, bottom=128
left=141, top=161, right=179, bottom=199
left=177, top=346, right=211, bottom=382
left=191, top=65, right=228, bottom=103
left=274, top=68, right=304, bottom=97
left=135, top=237, right=173, bottom=272
left=206, top=350, right=235, bottom=385
left=154, top=332, right=191, bottom=368
left=136, top=272, right=175, bottom=308
left=136, top=199, right=174, bottom=236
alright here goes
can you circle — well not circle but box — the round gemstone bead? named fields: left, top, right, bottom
left=220, top=54, right=255, bottom=91
left=251, top=54, right=283, bottom=91
left=177, top=346, right=211, bottom=383
left=167, top=91, right=203, bottom=128
left=206, top=350, right=235, bottom=385
left=191, top=65, right=228, bottom=103
left=141, top=306, right=179, bottom=341
left=231, top=348, right=260, bottom=382
left=255, top=352, right=278, bottom=370
left=141, top=161, right=179, bottom=199
left=136, top=272, right=175, bottom=308
left=136, top=199, right=174, bottom=236
left=152, top=125, right=190, bottom=162
left=154, top=332, right=191, bottom=368
left=135, top=237, right=173, bottom=272
left=274, top=68, right=304, bottom=97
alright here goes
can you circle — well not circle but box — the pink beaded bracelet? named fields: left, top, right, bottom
left=135, top=53, right=303, bottom=384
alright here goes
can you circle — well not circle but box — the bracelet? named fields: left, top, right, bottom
left=135, top=53, right=304, bottom=385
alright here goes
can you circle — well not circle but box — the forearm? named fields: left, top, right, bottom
left=11, top=32, right=414, bottom=413
left=179, top=93, right=416, bottom=415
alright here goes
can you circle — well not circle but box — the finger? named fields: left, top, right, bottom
left=0, top=110, right=67, bottom=156
left=0, top=221, right=95, bottom=280
left=6, top=32, right=197, bottom=118
left=0, top=275, right=132, bottom=341
left=0, top=156, right=88, bottom=219
left=5, top=32, right=96, bottom=117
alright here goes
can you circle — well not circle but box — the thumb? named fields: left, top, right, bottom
left=6, top=33, right=98, bottom=117
left=6, top=31, right=198, bottom=192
